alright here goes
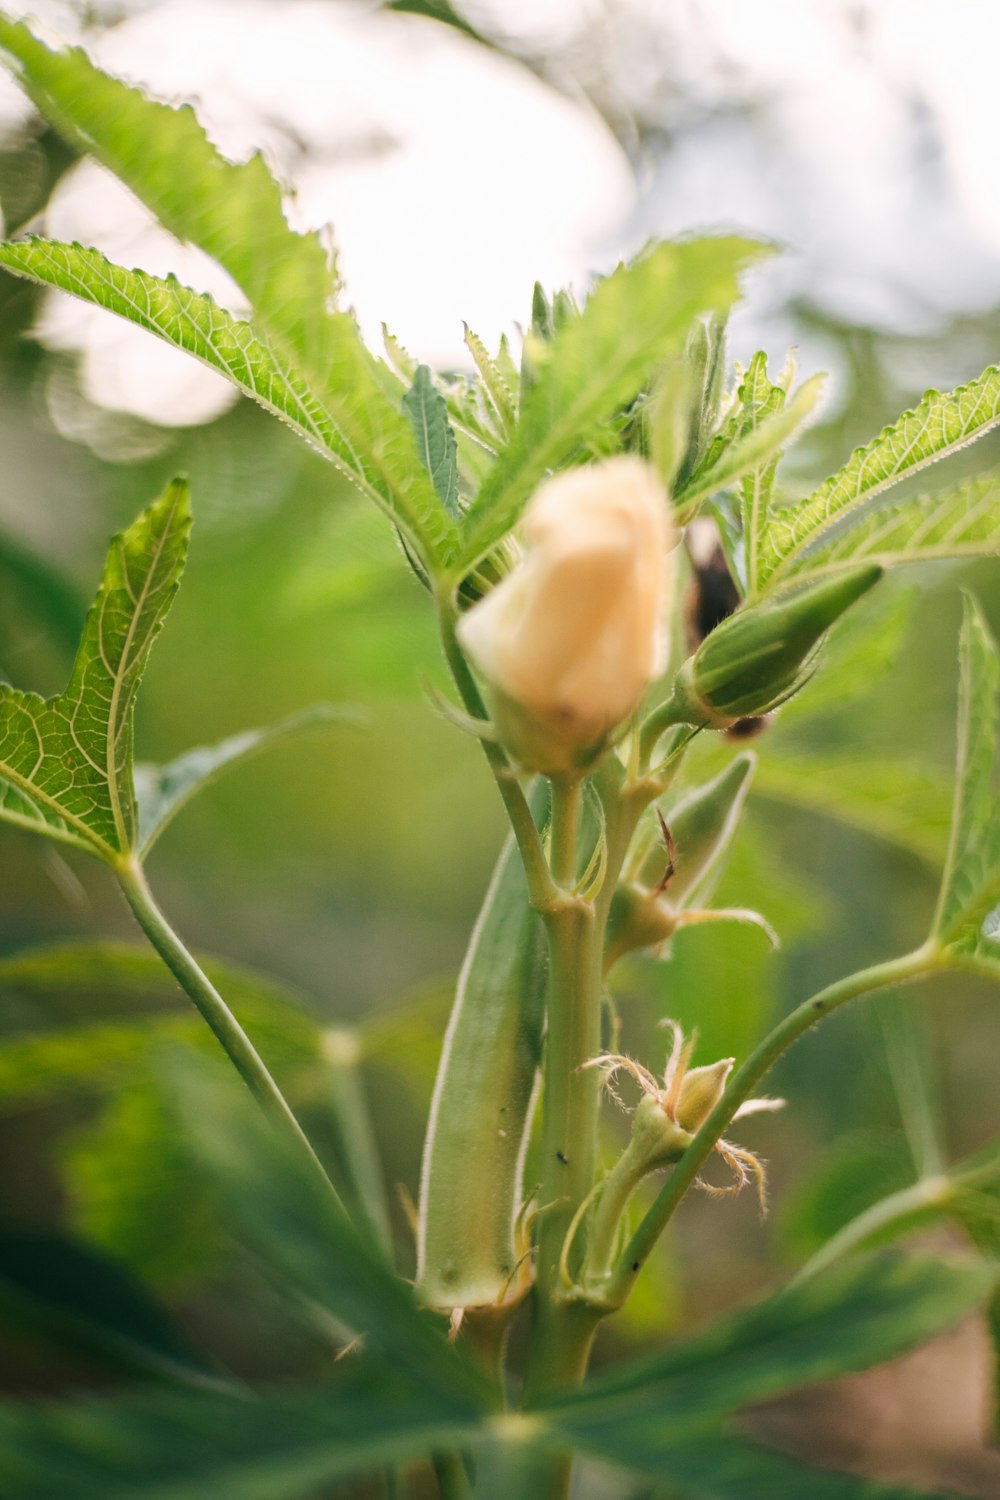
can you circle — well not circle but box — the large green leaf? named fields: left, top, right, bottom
left=0, top=17, right=334, bottom=373
left=775, top=470, right=1000, bottom=586
left=933, top=595, right=1000, bottom=946
left=135, top=703, right=361, bottom=857
left=0, top=1369, right=479, bottom=1500
left=643, top=1434, right=957, bottom=1498
left=456, top=237, right=769, bottom=571
left=0, top=239, right=455, bottom=565
left=0, top=20, right=457, bottom=567
left=549, top=1255, right=993, bottom=1424
left=761, top=364, right=1000, bottom=585
left=167, top=1056, right=490, bottom=1409
left=0, top=480, right=189, bottom=860
left=0, top=1231, right=225, bottom=1390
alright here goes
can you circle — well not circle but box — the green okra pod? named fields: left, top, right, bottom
left=416, top=792, right=548, bottom=1312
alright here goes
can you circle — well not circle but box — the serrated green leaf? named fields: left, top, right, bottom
left=401, top=365, right=460, bottom=516
left=0, top=17, right=335, bottom=375
left=456, top=237, right=770, bottom=571
left=762, top=364, right=1000, bottom=585
left=135, top=703, right=361, bottom=858
left=0, top=1368, right=480, bottom=1500
left=463, top=323, right=517, bottom=439
left=933, top=594, right=1000, bottom=944
left=776, top=470, right=1000, bottom=585
left=0, top=1231, right=224, bottom=1390
left=675, top=363, right=825, bottom=565
left=0, top=480, right=190, bottom=860
left=0, top=239, right=456, bottom=566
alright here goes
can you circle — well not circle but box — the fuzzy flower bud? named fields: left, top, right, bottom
left=457, top=458, right=672, bottom=774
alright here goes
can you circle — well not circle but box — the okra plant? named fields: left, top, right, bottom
left=2, top=17, right=1000, bottom=1500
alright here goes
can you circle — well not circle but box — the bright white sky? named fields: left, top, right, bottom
left=1, top=0, right=999, bottom=429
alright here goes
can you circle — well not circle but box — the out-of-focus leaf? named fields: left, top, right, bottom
left=645, top=1433, right=959, bottom=1498
left=401, top=365, right=460, bottom=517
left=752, top=751, right=952, bottom=866
left=0, top=940, right=322, bottom=1102
left=0, top=1367, right=481, bottom=1500
left=779, top=471, right=1000, bottom=584
left=457, top=237, right=771, bottom=570
left=135, top=703, right=362, bottom=857
left=166, top=1055, right=490, bottom=1408
left=0, top=1231, right=224, bottom=1389
left=762, top=364, right=1000, bottom=584
left=0, top=17, right=334, bottom=372
left=547, top=1254, right=994, bottom=1426
left=0, top=481, right=189, bottom=859
left=934, top=595, right=1000, bottom=947
left=60, top=1085, right=218, bottom=1288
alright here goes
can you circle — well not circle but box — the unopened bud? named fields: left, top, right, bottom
left=457, top=458, right=673, bottom=774
left=667, top=565, right=882, bottom=727
left=675, top=1058, right=733, bottom=1132
left=631, top=1092, right=692, bottom=1171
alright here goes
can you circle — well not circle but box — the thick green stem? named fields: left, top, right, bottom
left=523, top=778, right=605, bottom=1409
left=603, top=942, right=943, bottom=1304
left=115, top=857, right=342, bottom=1209
left=435, top=590, right=556, bottom=912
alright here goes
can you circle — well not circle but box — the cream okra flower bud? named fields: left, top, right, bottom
left=457, top=457, right=672, bottom=775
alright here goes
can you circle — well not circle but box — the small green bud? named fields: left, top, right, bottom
left=667, top=564, right=883, bottom=727
left=675, top=1058, right=733, bottom=1132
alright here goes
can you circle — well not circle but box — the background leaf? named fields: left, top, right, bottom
left=0, top=1367, right=479, bottom=1500
left=166, top=1055, right=490, bottom=1408
left=135, top=703, right=362, bottom=857
left=0, top=480, right=190, bottom=859
left=0, top=1232, right=224, bottom=1390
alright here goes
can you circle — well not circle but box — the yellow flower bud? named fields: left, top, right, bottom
left=457, top=458, right=673, bottom=774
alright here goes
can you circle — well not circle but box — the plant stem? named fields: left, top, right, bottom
left=523, top=778, right=606, bottom=1411
left=604, top=942, right=943, bottom=1304
left=435, top=591, right=556, bottom=912
left=115, top=856, right=343, bottom=1209
left=585, top=1138, right=648, bottom=1281
left=324, top=1026, right=393, bottom=1250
